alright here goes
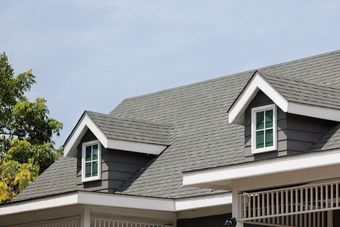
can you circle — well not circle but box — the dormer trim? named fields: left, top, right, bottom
left=64, top=113, right=167, bottom=157
left=228, top=71, right=340, bottom=124
left=228, top=72, right=288, bottom=124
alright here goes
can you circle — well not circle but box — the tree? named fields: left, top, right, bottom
left=0, top=53, right=62, bottom=203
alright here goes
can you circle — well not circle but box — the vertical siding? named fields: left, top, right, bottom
left=77, top=130, right=154, bottom=192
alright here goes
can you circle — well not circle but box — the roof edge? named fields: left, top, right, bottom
left=182, top=148, right=340, bottom=190
left=0, top=191, right=232, bottom=216
left=228, top=71, right=288, bottom=124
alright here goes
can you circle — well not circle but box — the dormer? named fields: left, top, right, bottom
left=63, top=111, right=173, bottom=191
left=228, top=71, right=340, bottom=157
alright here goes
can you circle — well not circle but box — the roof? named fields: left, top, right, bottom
left=12, top=49, right=340, bottom=203
left=14, top=156, right=77, bottom=202
left=262, top=71, right=340, bottom=111
left=86, top=111, right=173, bottom=145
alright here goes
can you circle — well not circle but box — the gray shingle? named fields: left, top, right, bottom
left=11, top=49, right=340, bottom=202
left=86, top=111, right=173, bottom=145
left=13, top=156, right=77, bottom=202
left=111, top=50, right=340, bottom=198
left=262, top=71, right=340, bottom=110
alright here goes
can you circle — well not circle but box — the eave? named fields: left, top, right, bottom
left=0, top=191, right=232, bottom=216
left=182, top=148, right=340, bottom=190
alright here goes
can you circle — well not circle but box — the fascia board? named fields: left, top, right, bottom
left=288, top=102, right=340, bottom=122
left=0, top=192, right=233, bottom=216
left=182, top=148, right=340, bottom=188
left=228, top=72, right=288, bottom=124
left=0, top=193, right=79, bottom=216
left=175, top=193, right=232, bottom=211
left=64, top=114, right=108, bottom=157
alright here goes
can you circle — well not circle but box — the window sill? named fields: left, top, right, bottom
left=251, top=146, right=276, bottom=154
left=82, top=176, right=101, bottom=183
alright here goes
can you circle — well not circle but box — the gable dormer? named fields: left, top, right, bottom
left=228, top=71, right=340, bottom=157
left=64, top=111, right=173, bottom=192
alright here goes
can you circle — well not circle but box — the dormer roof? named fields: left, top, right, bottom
left=63, top=111, right=173, bottom=157
left=228, top=70, right=340, bottom=124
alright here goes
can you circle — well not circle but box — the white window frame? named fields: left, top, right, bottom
left=251, top=104, right=277, bottom=154
left=82, top=140, right=102, bottom=182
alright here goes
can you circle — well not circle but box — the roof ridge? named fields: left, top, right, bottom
left=115, top=49, right=340, bottom=106
left=118, top=70, right=253, bottom=102
left=260, top=49, right=340, bottom=71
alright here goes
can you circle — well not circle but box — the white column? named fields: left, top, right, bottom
left=81, top=205, right=91, bottom=227
left=327, top=210, right=333, bottom=227
left=232, top=187, right=244, bottom=227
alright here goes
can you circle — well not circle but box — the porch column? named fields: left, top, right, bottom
left=81, top=205, right=91, bottom=227
left=328, top=210, right=333, bottom=227
left=232, top=187, right=243, bottom=227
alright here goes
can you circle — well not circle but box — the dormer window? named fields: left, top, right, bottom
left=82, top=140, right=101, bottom=182
left=251, top=104, right=277, bottom=154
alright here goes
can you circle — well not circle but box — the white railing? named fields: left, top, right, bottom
left=239, top=179, right=340, bottom=225
left=244, top=212, right=327, bottom=227
left=11, top=216, right=80, bottom=227
left=91, top=217, right=173, bottom=227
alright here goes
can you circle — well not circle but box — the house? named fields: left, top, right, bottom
left=1, top=49, right=340, bottom=227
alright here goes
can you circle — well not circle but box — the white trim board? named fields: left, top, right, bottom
left=78, top=191, right=174, bottom=212
left=183, top=149, right=340, bottom=189
left=228, top=72, right=340, bottom=124
left=64, top=113, right=167, bottom=157
left=0, top=192, right=232, bottom=216
left=0, top=193, right=79, bottom=216
left=175, top=193, right=232, bottom=211
left=228, top=72, right=288, bottom=124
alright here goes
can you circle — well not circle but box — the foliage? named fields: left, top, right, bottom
left=0, top=52, right=63, bottom=203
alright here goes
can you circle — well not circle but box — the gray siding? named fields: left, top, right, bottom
left=76, top=130, right=154, bottom=192
left=244, top=91, right=336, bottom=159
left=177, top=213, right=230, bottom=227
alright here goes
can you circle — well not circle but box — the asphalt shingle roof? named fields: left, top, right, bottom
left=12, top=49, right=340, bottom=203
left=86, top=111, right=173, bottom=145
left=14, top=156, right=77, bottom=202
left=262, top=71, right=340, bottom=110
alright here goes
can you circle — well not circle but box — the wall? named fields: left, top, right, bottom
left=244, top=91, right=336, bottom=159
left=76, top=130, right=154, bottom=192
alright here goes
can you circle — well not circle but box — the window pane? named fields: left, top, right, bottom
left=265, top=110, right=273, bottom=128
left=92, top=144, right=98, bottom=160
left=85, top=146, right=92, bottom=161
left=92, top=161, right=98, bottom=177
left=85, top=163, right=91, bottom=177
left=256, top=131, right=264, bottom=148
left=265, top=129, right=273, bottom=147
left=256, top=111, right=265, bottom=130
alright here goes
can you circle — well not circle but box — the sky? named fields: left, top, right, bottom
left=1, top=0, right=340, bottom=146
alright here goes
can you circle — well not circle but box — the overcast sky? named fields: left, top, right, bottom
left=1, top=0, right=340, bottom=146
